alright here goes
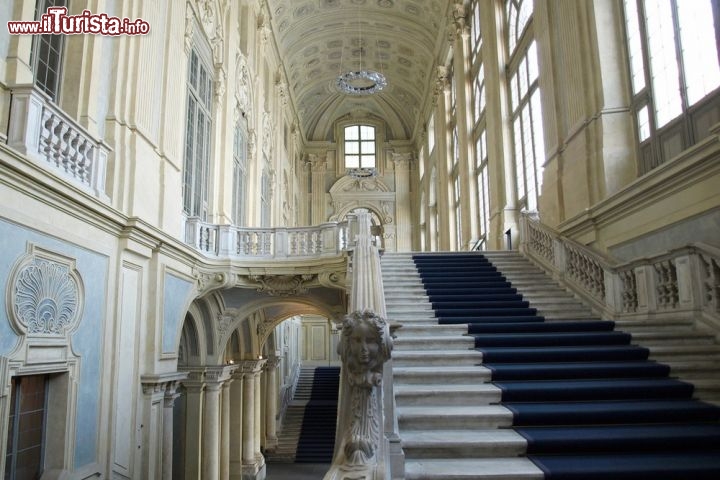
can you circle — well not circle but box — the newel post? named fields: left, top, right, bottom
left=324, top=209, right=396, bottom=480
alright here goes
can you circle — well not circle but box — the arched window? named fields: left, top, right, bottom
left=471, top=0, right=489, bottom=248
left=182, top=46, right=214, bottom=220
left=623, top=0, right=720, bottom=173
left=506, top=0, right=544, bottom=212
left=344, top=125, right=376, bottom=169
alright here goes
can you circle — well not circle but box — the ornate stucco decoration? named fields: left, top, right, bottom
left=8, top=246, right=83, bottom=337
left=327, top=310, right=393, bottom=478
left=195, top=270, right=232, bottom=297
left=235, top=51, right=253, bottom=121
left=247, top=274, right=314, bottom=296
left=262, top=111, right=273, bottom=155
left=186, top=0, right=227, bottom=65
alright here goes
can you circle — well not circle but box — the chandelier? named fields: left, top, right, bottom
left=336, top=70, right=387, bottom=96
left=335, top=7, right=387, bottom=96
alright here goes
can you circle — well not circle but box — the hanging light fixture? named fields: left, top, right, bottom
left=336, top=5, right=387, bottom=96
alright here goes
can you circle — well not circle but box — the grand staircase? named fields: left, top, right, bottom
left=382, top=251, right=720, bottom=480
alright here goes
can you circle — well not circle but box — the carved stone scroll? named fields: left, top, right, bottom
left=324, top=310, right=393, bottom=480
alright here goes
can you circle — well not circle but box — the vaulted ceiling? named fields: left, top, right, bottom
left=266, top=0, right=452, bottom=141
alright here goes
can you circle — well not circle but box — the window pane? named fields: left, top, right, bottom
left=511, top=72, right=520, bottom=110
left=361, top=155, right=375, bottom=168
left=345, top=155, right=359, bottom=168
left=360, top=125, right=375, bottom=140
left=645, top=0, right=682, bottom=127
left=360, top=141, right=375, bottom=154
left=677, top=0, right=720, bottom=105
left=345, top=142, right=359, bottom=154
left=623, top=0, right=646, bottom=94
left=345, top=125, right=359, bottom=140
left=637, top=105, right=651, bottom=141
left=527, top=41, right=538, bottom=83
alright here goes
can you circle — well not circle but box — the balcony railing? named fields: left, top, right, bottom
left=7, top=86, right=110, bottom=200
left=185, top=218, right=353, bottom=259
left=520, top=213, right=720, bottom=328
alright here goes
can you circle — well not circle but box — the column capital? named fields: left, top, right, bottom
left=141, top=371, right=189, bottom=396
left=238, top=358, right=267, bottom=375
left=306, top=153, right=327, bottom=172
left=392, top=152, right=413, bottom=169
left=263, top=356, right=281, bottom=371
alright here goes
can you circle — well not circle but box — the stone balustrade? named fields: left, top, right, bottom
left=520, top=213, right=720, bottom=330
left=184, top=219, right=353, bottom=259
left=7, top=86, right=110, bottom=201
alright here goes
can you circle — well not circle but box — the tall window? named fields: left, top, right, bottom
left=623, top=0, right=720, bottom=173
left=344, top=125, right=376, bottom=169
left=506, top=0, right=544, bottom=212
left=471, top=0, right=489, bottom=248
left=33, top=0, right=66, bottom=101
left=4, top=376, right=48, bottom=480
left=232, top=117, right=248, bottom=226
left=183, top=48, right=214, bottom=219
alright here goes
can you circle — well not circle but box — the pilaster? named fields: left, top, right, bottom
left=392, top=153, right=413, bottom=252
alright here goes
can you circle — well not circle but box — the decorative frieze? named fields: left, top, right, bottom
left=247, top=274, right=314, bottom=297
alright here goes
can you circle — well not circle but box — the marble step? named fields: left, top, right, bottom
left=393, top=350, right=483, bottom=366
left=398, top=405, right=513, bottom=430
left=393, top=366, right=492, bottom=384
left=395, top=384, right=501, bottom=406
left=404, top=458, right=544, bottom=480
left=394, top=336, right=475, bottom=350
left=401, top=429, right=527, bottom=458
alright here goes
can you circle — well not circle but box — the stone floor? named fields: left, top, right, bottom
left=265, top=463, right=330, bottom=479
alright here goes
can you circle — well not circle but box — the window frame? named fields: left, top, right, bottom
left=505, top=0, right=544, bottom=213
left=32, top=0, right=67, bottom=102
left=182, top=45, right=215, bottom=220
left=622, top=0, right=720, bottom=175
left=343, top=124, right=377, bottom=170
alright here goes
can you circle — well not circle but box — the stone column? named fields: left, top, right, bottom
left=263, top=357, right=281, bottom=451
left=240, top=359, right=266, bottom=480
left=254, top=372, right=263, bottom=461
left=392, top=153, right=413, bottom=252
left=221, top=378, right=233, bottom=480
left=162, top=381, right=182, bottom=480
left=451, top=4, right=479, bottom=249
left=434, top=67, right=453, bottom=251
left=203, top=382, right=222, bottom=480
left=229, top=371, right=244, bottom=480
left=180, top=371, right=205, bottom=480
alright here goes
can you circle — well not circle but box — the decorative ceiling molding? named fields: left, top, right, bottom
left=266, top=0, right=450, bottom=141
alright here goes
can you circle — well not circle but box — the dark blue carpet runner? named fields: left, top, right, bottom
left=295, top=367, right=340, bottom=463
left=413, top=253, right=720, bottom=480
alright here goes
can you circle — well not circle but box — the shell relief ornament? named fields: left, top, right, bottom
left=9, top=248, right=83, bottom=337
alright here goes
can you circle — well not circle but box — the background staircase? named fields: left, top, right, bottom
left=382, top=251, right=720, bottom=480
left=265, top=366, right=340, bottom=464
